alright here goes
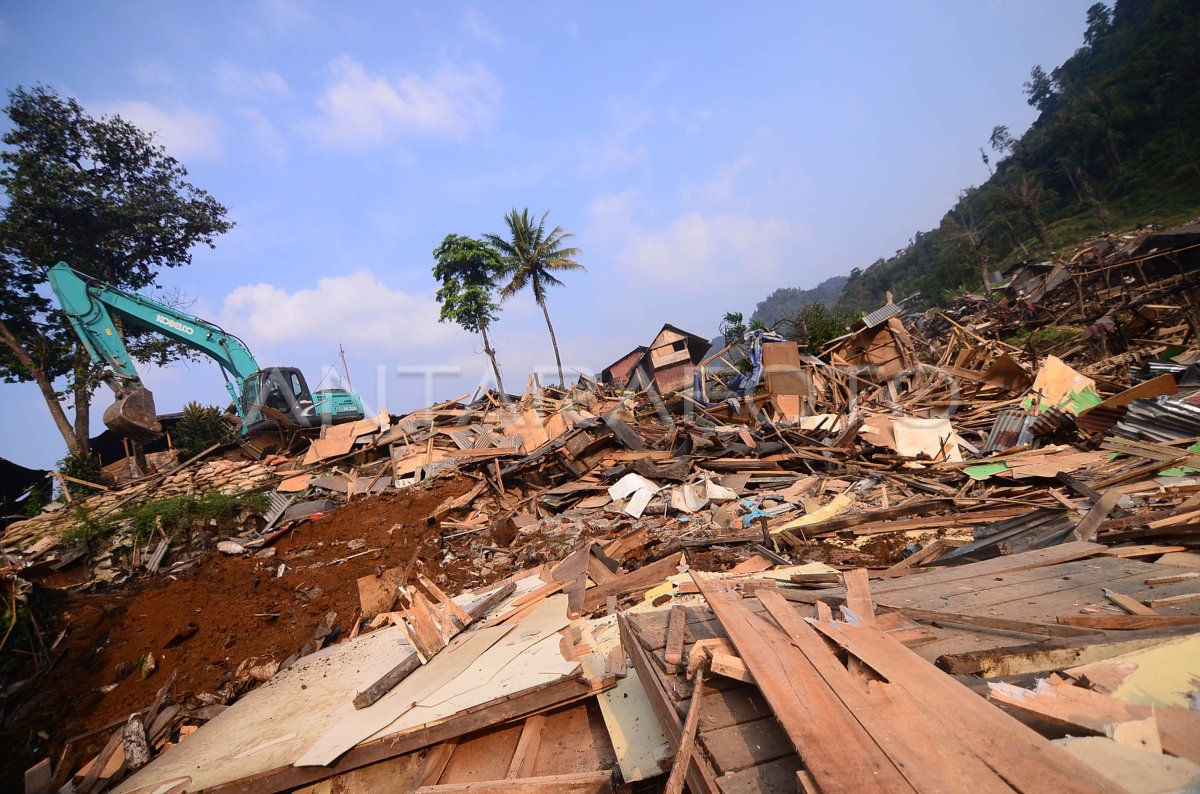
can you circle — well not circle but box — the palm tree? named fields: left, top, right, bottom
left=484, top=209, right=584, bottom=387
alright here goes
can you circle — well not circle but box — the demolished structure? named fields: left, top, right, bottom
left=4, top=221, right=1200, bottom=793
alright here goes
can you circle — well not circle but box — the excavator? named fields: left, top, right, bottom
left=47, top=262, right=365, bottom=442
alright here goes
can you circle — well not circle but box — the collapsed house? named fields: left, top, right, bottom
left=603, top=324, right=711, bottom=395
left=5, top=221, right=1200, bottom=793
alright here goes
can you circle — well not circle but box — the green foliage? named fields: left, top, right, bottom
left=485, top=209, right=584, bottom=302
left=61, top=504, right=115, bottom=545
left=173, top=401, right=233, bottom=458
left=0, top=595, right=34, bottom=675
left=785, top=304, right=858, bottom=350
left=22, top=483, right=49, bottom=517
left=751, top=275, right=848, bottom=328
left=119, top=490, right=268, bottom=544
left=1004, top=325, right=1083, bottom=348
left=58, top=450, right=104, bottom=486
left=61, top=489, right=268, bottom=547
left=837, top=0, right=1200, bottom=315
left=0, top=84, right=233, bottom=455
left=432, top=234, right=505, bottom=335
left=484, top=208, right=584, bottom=386
left=720, top=311, right=747, bottom=346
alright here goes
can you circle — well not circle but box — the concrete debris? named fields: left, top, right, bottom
left=5, top=220, right=1200, bottom=791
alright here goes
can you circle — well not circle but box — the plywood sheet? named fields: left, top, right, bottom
left=584, top=615, right=671, bottom=782
left=299, top=596, right=576, bottom=767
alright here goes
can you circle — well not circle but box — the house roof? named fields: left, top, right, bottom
left=601, top=346, right=648, bottom=375
left=651, top=323, right=711, bottom=347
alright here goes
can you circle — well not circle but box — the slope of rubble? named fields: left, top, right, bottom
left=4, top=220, right=1200, bottom=793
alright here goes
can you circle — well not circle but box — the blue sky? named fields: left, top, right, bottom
left=1, top=1, right=1096, bottom=467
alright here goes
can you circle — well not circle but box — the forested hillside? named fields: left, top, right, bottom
left=830, top=0, right=1200, bottom=314
left=750, top=275, right=847, bottom=327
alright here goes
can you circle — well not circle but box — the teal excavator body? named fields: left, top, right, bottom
left=46, top=262, right=365, bottom=440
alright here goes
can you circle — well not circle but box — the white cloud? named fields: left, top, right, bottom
left=220, top=271, right=467, bottom=349
left=257, top=0, right=313, bottom=31
left=98, top=100, right=224, bottom=160
left=576, top=101, right=653, bottom=176
left=590, top=193, right=809, bottom=290
left=305, top=56, right=501, bottom=148
left=129, top=60, right=178, bottom=87
left=462, top=8, right=504, bottom=48
left=217, top=63, right=289, bottom=98
left=665, top=105, right=712, bottom=134
left=698, top=155, right=754, bottom=203
left=236, top=106, right=287, bottom=161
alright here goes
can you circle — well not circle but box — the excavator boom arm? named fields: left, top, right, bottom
left=47, top=262, right=262, bottom=437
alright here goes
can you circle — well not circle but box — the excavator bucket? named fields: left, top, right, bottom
left=103, top=387, right=163, bottom=442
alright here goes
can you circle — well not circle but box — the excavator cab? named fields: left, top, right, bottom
left=240, top=367, right=364, bottom=432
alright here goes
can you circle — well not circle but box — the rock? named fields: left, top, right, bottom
left=122, top=715, right=151, bottom=770
left=217, top=540, right=246, bottom=555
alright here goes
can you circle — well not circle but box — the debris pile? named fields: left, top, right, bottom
left=5, top=219, right=1200, bottom=792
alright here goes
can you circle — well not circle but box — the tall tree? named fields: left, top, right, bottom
left=484, top=209, right=583, bottom=388
left=0, top=85, right=232, bottom=456
left=431, top=233, right=509, bottom=399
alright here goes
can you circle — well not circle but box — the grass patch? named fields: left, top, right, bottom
left=121, top=491, right=269, bottom=544
left=1004, top=325, right=1083, bottom=349
left=62, top=490, right=269, bottom=547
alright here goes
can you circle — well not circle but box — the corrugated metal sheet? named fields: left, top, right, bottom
left=1114, top=397, right=1200, bottom=441
left=1076, top=405, right=1127, bottom=435
left=1029, top=407, right=1074, bottom=437
left=859, top=302, right=904, bottom=330
left=982, top=410, right=1036, bottom=454
left=939, top=508, right=1075, bottom=564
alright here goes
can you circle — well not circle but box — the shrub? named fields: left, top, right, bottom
left=173, top=401, right=234, bottom=459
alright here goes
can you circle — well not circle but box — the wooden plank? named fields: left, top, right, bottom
left=757, top=591, right=1014, bottom=794
left=581, top=553, right=683, bottom=613
left=690, top=573, right=915, bottom=793
left=1099, top=545, right=1187, bottom=558
left=1145, top=571, right=1200, bottom=585
left=1104, top=588, right=1158, bottom=616
left=842, top=568, right=875, bottom=624
left=1057, top=614, right=1200, bottom=630
left=891, top=607, right=1101, bottom=638
left=417, top=741, right=459, bottom=787
left=550, top=544, right=594, bottom=617
left=709, top=651, right=754, bottom=684
left=664, top=674, right=704, bottom=794
left=807, top=619, right=1123, bottom=793
left=713, top=754, right=803, bottom=794
left=937, top=627, right=1200, bottom=677
left=24, top=759, right=52, bottom=794
left=1069, top=489, right=1121, bottom=542
left=988, top=681, right=1200, bottom=765
left=585, top=553, right=618, bottom=585
left=694, top=684, right=772, bottom=733
left=1145, top=591, right=1200, bottom=607
left=439, top=723, right=524, bottom=784
left=352, top=581, right=513, bottom=708
left=507, top=715, right=545, bottom=779
left=869, top=541, right=1106, bottom=595
left=414, top=771, right=612, bottom=793
left=776, top=498, right=954, bottom=538
left=913, top=560, right=1150, bottom=614
left=701, top=717, right=795, bottom=775
left=213, top=676, right=606, bottom=793
left=618, top=615, right=721, bottom=794
left=663, top=605, right=687, bottom=673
